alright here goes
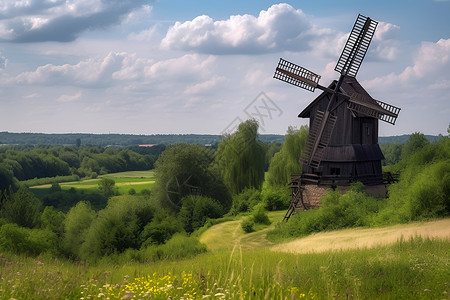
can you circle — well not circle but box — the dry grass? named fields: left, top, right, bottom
left=271, top=218, right=450, bottom=254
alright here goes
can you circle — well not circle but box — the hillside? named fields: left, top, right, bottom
left=199, top=212, right=450, bottom=253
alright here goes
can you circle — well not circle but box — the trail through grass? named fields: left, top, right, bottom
left=200, top=212, right=450, bottom=254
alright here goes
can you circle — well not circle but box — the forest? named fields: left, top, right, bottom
left=0, top=121, right=448, bottom=299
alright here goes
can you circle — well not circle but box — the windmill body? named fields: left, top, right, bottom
left=299, top=76, right=384, bottom=185
left=273, top=14, right=401, bottom=220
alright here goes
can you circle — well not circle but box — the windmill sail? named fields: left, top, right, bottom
left=348, top=93, right=400, bottom=125
left=302, top=110, right=337, bottom=168
left=274, top=58, right=321, bottom=92
left=335, top=14, right=378, bottom=77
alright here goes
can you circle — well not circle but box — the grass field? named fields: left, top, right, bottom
left=29, top=170, right=156, bottom=194
left=1, top=218, right=449, bottom=299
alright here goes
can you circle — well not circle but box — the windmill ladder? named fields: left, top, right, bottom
left=284, top=175, right=306, bottom=222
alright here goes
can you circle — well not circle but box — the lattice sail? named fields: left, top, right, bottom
left=274, top=58, right=321, bottom=92
left=348, top=93, right=400, bottom=125
left=335, top=14, right=378, bottom=77
left=302, top=111, right=337, bottom=168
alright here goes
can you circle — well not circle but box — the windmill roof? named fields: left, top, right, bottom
left=298, top=75, right=380, bottom=118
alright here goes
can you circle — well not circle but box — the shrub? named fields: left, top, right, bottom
left=0, top=223, right=58, bottom=256
left=0, top=187, right=42, bottom=228
left=252, top=203, right=271, bottom=225
left=241, top=218, right=254, bottom=233
left=80, top=195, right=154, bottom=260
left=141, top=233, right=207, bottom=262
left=178, top=195, right=223, bottom=233
left=262, top=185, right=290, bottom=210
left=230, top=188, right=262, bottom=214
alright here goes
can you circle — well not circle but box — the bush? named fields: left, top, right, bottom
left=262, top=185, right=290, bottom=210
left=178, top=195, right=223, bottom=233
left=80, top=195, right=154, bottom=260
left=141, top=233, right=207, bottom=261
left=251, top=203, right=271, bottom=225
left=0, top=187, right=42, bottom=228
left=241, top=218, right=254, bottom=233
left=0, top=223, right=58, bottom=256
left=230, top=188, right=262, bottom=214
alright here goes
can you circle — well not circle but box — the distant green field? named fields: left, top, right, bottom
left=30, top=170, right=156, bottom=194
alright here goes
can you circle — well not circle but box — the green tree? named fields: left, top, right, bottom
left=0, top=187, right=42, bottom=228
left=63, top=201, right=96, bottom=258
left=0, top=163, right=18, bottom=193
left=267, top=125, right=308, bottom=186
left=80, top=195, right=154, bottom=260
left=401, top=132, right=430, bottom=160
left=215, top=120, right=265, bottom=194
left=98, top=178, right=118, bottom=197
left=153, top=143, right=231, bottom=211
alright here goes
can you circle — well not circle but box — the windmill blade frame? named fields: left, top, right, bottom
left=335, top=14, right=378, bottom=77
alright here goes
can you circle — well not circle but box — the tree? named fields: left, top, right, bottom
left=267, top=126, right=308, bottom=186
left=401, top=132, right=430, bottom=160
left=0, top=187, right=42, bottom=228
left=215, top=120, right=266, bottom=194
left=153, top=143, right=231, bottom=211
left=98, top=178, right=118, bottom=197
left=0, top=163, right=18, bottom=193
left=63, top=201, right=96, bottom=258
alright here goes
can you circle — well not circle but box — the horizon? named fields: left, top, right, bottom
left=0, top=1, right=449, bottom=136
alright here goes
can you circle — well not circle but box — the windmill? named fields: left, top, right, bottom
left=273, top=14, right=401, bottom=221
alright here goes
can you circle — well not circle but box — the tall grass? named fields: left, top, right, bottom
left=1, top=236, right=448, bottom=299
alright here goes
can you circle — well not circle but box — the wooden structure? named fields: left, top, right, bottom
left=273, top=14, right=401, bottom=221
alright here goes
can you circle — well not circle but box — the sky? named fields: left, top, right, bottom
left=0, top=0, right=449, bottom=136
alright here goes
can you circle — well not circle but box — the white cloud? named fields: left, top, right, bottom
left=364, top=38, right=450, bottom=91
left=161, top=3, right=313, bottom=54
left=0, top=53, right=6, bottom=69
left=57, top=90, right=82, bottom=103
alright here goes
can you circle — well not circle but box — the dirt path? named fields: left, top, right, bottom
left=271, top=218, right=450, bottom=254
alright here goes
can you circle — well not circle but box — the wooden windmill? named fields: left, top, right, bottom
left=273, top=14, right=401, bottom=221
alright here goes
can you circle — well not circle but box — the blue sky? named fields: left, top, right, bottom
left=0, top=0, right=449, bottom=136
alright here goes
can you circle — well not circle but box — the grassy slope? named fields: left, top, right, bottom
left=200, top=211, right=450, bottom=253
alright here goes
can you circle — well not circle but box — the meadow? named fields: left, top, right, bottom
left=1, top=211, right=449, bottom=299
left=30, top=170, right=156, bottom=194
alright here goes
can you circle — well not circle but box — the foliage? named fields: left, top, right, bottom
left=40, top=206, right=65, bottom=237
left=0, top=187, right=42, bottom=228
left=241, top=217, right=254, bottom=233
left=178, top=195, right=223, bottom=233
left=153, top=143, right=231, bottom=211
left=0, top=163, right=18, bottom=192
left=140, top=212, right=183, bottom=246
left=215, top=119, right=266, bottom=194
left=251, top=203, right=271, bottom=225
left=262, top=184, right=290, bottom=211
left=80, top=195, right=154, bottom=260
left=63, top=201, right=96, bottom=258
left=0, top=223, right=58, bottom=256
left=97, top=178, right=118, bottom=197
left=229, top=187, right=262, bottom=215
left=267, top=125, right=308, bottom=186
left=21, top=174, right=80, bottom=187
left=380, top=143, right=403, bottom=166
left=401, top=131, right=430, bottom=160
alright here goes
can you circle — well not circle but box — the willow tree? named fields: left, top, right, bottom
left=215, top=120, right=265, bottom=194
left=267, top=125, right=308, bottom=186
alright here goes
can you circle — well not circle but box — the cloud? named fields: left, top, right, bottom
left=364, top=38, right=450, bottom=91
left=161, top=3, right=314, bottom=54
left=0, top=52, right=6, bottom=69
left=0, top=0, right=149, bottom=42
left=160, top=3, right=401, bottom=62
left=57, top=91, right=82, bottom=103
